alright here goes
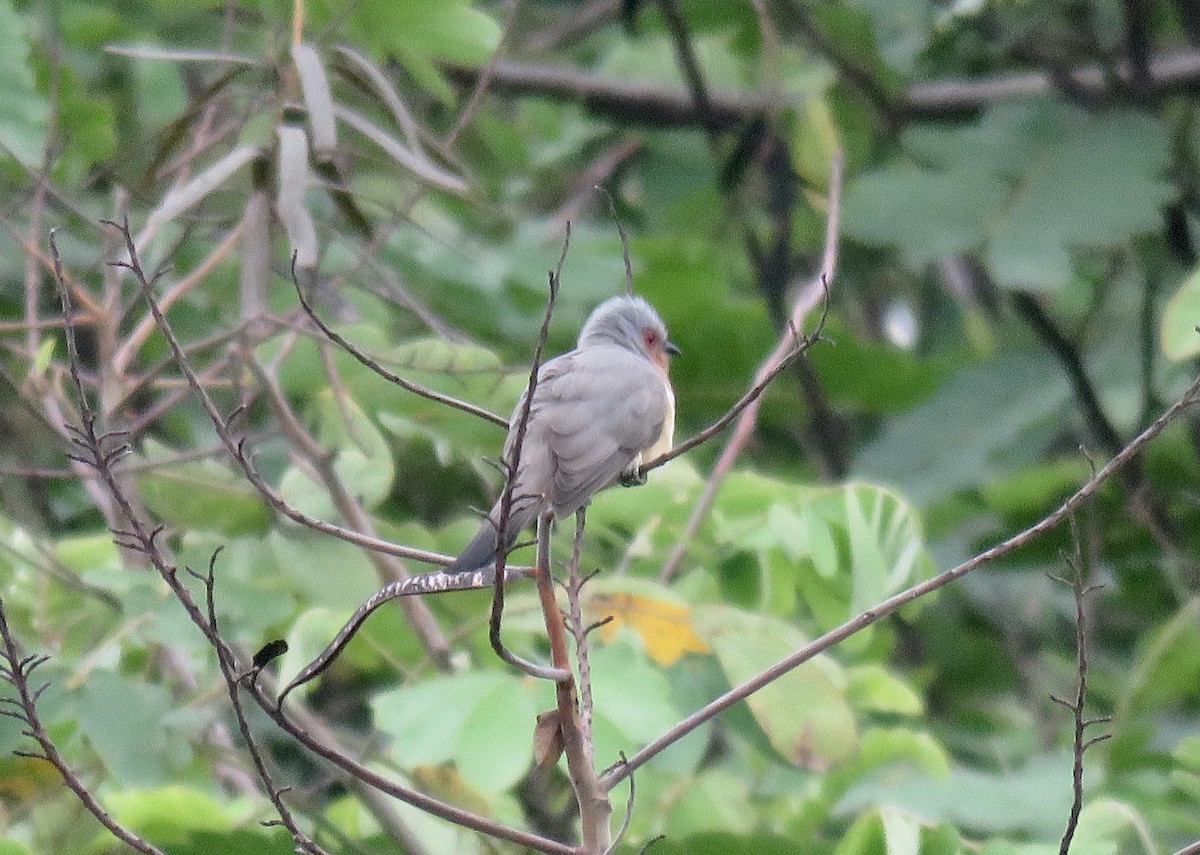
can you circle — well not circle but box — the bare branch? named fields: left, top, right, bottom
left=104, top=218, right=456, bottom=565
left=241, top=350, right=453, bottom=669
left=290, top=255, right=507, bottom=428
left=56, top=226, right=572, bottom=855
left=489, top=224, right=572, bottom=681
left=195, top=551, right=331, bottom=855
left=0, top=601, right=167, bottom=855
left=1056, top=518, right=1111, bottom=855
left=604, top=368, right=1200, bottom=789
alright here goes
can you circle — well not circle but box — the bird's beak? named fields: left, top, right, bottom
left=665, top=340, right=681, bottom=357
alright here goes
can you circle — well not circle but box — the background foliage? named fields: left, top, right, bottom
left=1, top=0, right=1200, bottom=853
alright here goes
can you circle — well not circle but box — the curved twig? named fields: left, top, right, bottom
left=291, top=257, right=507, bottom=428
left=489, top=225, right=573, bottom=681
left=277, top=563, right=535, bottom=706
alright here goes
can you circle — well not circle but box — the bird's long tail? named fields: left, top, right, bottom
left=448, top=497, right=541, bottom=573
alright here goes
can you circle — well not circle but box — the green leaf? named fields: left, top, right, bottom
left=836, top=751, right=1082, bottom=837
left=270, top=530, right=379, bottom=609
left=663, top=769, right=756, bottom=836
left=1069, top=799, right=1143, bottom=855
left=838, top=483, right=933, bottom=615
left=847, top=664, right=923, bottom=716
left=843, top=163, right=1007, bottom=263
left=588, top=636, right=683, bottom=767
left=1161, top=265, right=1200, bottom=361
left=312, top=389, right=395, bottom=509
left=845, top=101, right=1173, bottom=291
left=343, top=0, right=501, bottom=67
left=880, top=805, right=921, bottom=855
left=78, top=671, right=190, bottom=787
left=695, top=604, right=857, bottom=767
left=372, top=672, right=540, bottom=770
left=855, top=351, right=1071, bottom=505
left=134, top=441, right=271, bottom=536
left=454, top=677, right=539, bottom=792
left=104, top=785, right=235, bottom=842
left=0, top=0, right=48, bottom=166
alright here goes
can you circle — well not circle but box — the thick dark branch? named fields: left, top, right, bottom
left=443, top=59, right=775, bottom=129
left=443, top=49, right=1200, bottom=127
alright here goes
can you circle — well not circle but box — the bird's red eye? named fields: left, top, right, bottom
left=643, top=329, right=658, bottom=347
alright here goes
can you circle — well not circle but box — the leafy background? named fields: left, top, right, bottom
left=1, top=0, right=1200, bottom=853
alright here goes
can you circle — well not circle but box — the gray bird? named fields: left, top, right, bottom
left=450, top=295, right=679, bottom=572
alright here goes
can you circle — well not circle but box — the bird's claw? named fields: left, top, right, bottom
left=619, top=467, right=647, bottom=488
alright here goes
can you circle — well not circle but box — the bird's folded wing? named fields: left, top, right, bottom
left=535, top=347, right=668, bottom=513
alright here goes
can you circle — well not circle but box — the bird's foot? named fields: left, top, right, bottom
left=619, top=467, right=647, bottom=488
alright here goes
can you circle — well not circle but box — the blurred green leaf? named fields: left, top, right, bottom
left=78, top=671, right=191, bottom=787
left=846, top=664, right=923, bottom=716
left=855, top=352, right=1071, bottom=506
left=696, top=604, right=857, bottom=767
left=0, top=0, right=47, bottom=166
left=135, top=442, right=271, bottom=536
left=1161, top=265, right=1200, bottom=361
left=845, top=101, right=1173, bottom=291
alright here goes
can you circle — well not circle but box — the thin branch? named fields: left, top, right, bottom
left=594, top=185, right=634, bottom=297
left=104, top=218, right=455, bottom=565
left=604, top=369, right=1200, bottom=789
left=654, top=0, right=719, bottom=145
left=241, top=350, right=453, bottom=670
left=1010, top=290, right=1191, bottom=587
left=599, top=754, right=635, bottom=855
left=659, top=148, right=844, bottom=581
left=489, top=225, right=573, bottom=682
left=111, top=218, right=246, bottom=377
left=253, top=668, right=574, bottom=854
left=276, top=564, right=534, bottom=705
left=0, top=601, right=167, bottom=855
left=1056, top=518, right=1112, bottom=855
left=56, top=228, right=573, bottom=855
left=291, top=256, right=507, bottom=428
left=194, top=552, right=331, bottom=855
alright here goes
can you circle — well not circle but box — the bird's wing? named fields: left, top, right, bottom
left=533, top=346, right=669, bottom=514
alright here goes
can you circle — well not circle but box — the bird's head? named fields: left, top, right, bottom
left=578, top=295, right=680, bottom=372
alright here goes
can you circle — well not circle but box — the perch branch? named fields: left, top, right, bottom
left=604, top=368, right=1200, bottom=789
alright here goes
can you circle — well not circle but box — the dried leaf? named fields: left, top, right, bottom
left=334, top=44, right=422, bottom=150
left=292, top=43, right=337, bottom=157
left=138, top=145, right=258, bottom=249
left=593, top=591, right=709, bottom=666
left=276, top=124, right=318, bottom=269
left=532, top=709, right=564, bottom=768
left=335, top=104, right=468, bottom=194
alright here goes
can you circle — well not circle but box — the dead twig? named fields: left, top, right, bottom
left=1050, top=518, right=1111, bottom=855
left=0, top=601, right=167, bottom=855
left=489, top=224, right=573, bottom=682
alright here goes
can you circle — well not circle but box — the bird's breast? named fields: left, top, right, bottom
left=642, top=374, right=676, bottom=463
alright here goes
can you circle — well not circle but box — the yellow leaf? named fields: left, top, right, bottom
left=591, top=592, right=710, bottom=666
